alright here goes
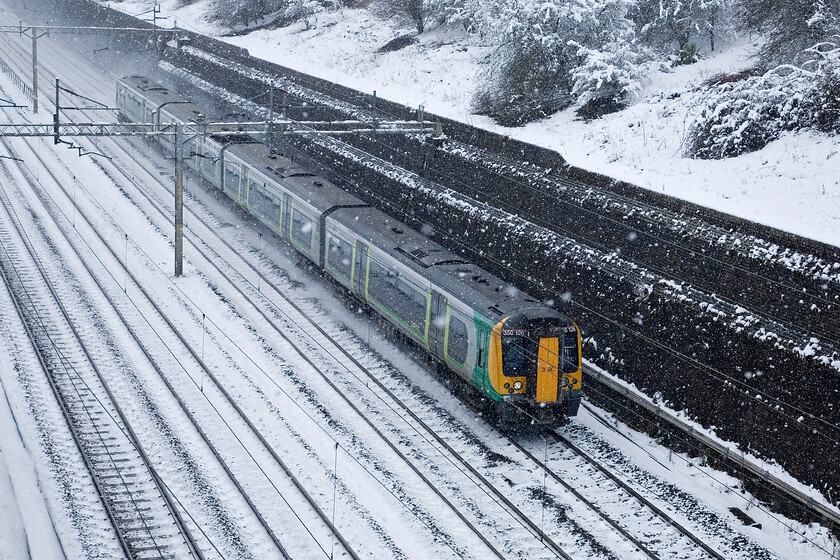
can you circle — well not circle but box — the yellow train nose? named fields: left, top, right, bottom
left=536, top=337, right=559, bottom=403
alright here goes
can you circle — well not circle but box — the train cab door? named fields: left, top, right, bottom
left=535, top=337, right=560, bottom=403
left=353, top=242, right=368, bottom=299
left=428, top=290, right=446, bottom=357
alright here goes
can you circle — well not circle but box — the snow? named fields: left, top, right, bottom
left=0, top=1, right=837, bottom=558
left=0, top=286, right=73, bottom=560
left=119, top=0, right=840, bottom=248
left=0, top=385, right=65, bottom=560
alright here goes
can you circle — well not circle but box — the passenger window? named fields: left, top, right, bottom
left=225, top=164, right=240, bottom=197
left=291, top=210, right=313, bottom=249
left=328, top=235, right=353, bottom=279
left=247, top=184, right=280, bottom=227
left=368, top=259, right=427, bottom=334
left=447, top=315, right=469, bottom=364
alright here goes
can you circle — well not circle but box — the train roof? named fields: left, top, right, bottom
left=329, top=206, right=541, bottom=321
left=225, top=142, right=365, bottom=210
left=119, top=75, right=563, bottom=325
left=119, top=75, right=208, bottom=124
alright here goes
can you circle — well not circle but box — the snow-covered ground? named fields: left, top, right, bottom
left=0, top=2, right=837, bottom=559
left=114, top=0, right=840, bottom=248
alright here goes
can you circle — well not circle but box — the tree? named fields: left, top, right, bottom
left=375, top=0, right=479, bottom=34
left=741, top=0, right=840, bottom=65
left=632, top=0, right=737, bottom=61
left=571, top=40, right=649, bottom=118
left=473, top=0, right=638, bottom=125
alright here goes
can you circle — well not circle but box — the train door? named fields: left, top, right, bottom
left=535, top=337, right=560, bottom=403
left=282, top=194, right=292, bottom=241
left=240, top=167, right=249, bottom=203
left=428, top=290, right=445, bottom=356
left=353, top=242, right=368, bottom=299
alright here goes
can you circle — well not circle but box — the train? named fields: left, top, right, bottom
left=116, top=75, right=582, bottom=424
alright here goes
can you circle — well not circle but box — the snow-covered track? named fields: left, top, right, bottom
left=30, top=43, right=652, bottom=557
left=6, top=32, right=558, bottom=558
left=3, top=10, right=832, bottom=556
left=81, top=116, right=729, bottom=560
left=581, top=367, right=840, bottom=531
left=518, top=428, right=726, bottom=560
left=26, top=0, right=840, bottom=528
left=0, top=155, right=201, bottom=560
left=30, top=26, right=823, bottom=558
left=0, top=69, right=364, bottom=560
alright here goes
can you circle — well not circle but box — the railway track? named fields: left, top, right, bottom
left=97, top=136, right=725, bottom=560
left=0, top=7, right=835, bottom=560
left=0, top=42, right=366, bottom=559
left=509, top=429, right=728, bottom=560
left=48, top=45, right=791, bottom=560
left=0, top=26, right=575, bottom=559
left=0, top=146, right=201, bottom=560
left=6, top=30, right=737, bottom=559
left=27, top=0, right=840, bottom=520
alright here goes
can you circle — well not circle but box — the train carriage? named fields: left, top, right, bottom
left=116, top=75, right=582, bottom=424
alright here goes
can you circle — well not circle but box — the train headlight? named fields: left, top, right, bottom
left=561, top=377, right=570, bottom=388
left=513, top=380, right=523, bottom=391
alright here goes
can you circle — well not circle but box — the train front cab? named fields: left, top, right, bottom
left=488, top=307, right=582, bottom=423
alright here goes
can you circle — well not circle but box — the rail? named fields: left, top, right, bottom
left=583, top=363, right=840, bottom=528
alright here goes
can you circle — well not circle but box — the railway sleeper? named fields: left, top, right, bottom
left=83, top=439, right=122, bottom=449
left=122, top=525, right=167, bottom=534
left=98, top=471, right=140, bottom=480
left=90, top=456, right=133, bottom=465
left=71, top=406, right=106, bottom=415
left=111, top=505, right=153, bottom=515
left=107, top=497, right=153, bottom=506
left=77, top=427, right=122, bottom=437
left=85, top=446, right=128, bottom=454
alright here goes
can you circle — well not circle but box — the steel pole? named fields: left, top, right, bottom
left=53, top=77, right=59, bottom=144
left=174, top=124, right=183, bottom=277
left=267, top=84, right=274, bottom=152
left=31, top=26, right=37, bottom=113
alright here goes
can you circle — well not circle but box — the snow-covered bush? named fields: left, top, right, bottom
left=571, top=40, right=649, bottom=119
left=686, top=41, right=840, bottom=158
left=811, top=41, right=840, bottom=133
left=210, top=0, right=341, bottom=29
left=211, top=0, right=285, bottom=26
left=473, top=0, right=638, bottom=125
left=427, top=0, right=482, bottom=29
